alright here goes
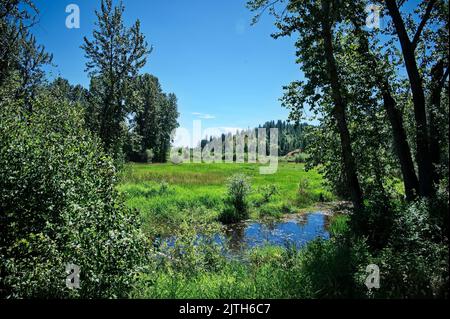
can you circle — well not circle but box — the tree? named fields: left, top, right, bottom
left=82, top=0, right=150, bottom=160
left=347, top=8, right=420, bottom=201
left=0, top=0, right=36, bottom=85
left=249, top=0, right=364, bottom=211
left=0, top=87, right=149, bottom=298
left=129, top=74, right=179, bottom=163
left=0, top=0, right=52, bottom=111
left=382, top=0, right=447, bottom=197
left=156, top=93, right=179, bottom=162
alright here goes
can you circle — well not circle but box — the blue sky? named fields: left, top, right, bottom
left=32, top=0, right=303, bottom=138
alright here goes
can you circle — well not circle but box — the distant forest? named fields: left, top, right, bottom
left=200, top=121, right=313, bottom=157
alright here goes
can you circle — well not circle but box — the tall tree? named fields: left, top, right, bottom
left=383, top=0, right=437, bottom=197
left=249, top=0, right=364, bottom=211
left=320, top=0, right=363, bottom=210
left=348, top=11, right=420, bottom=201
left=130, top=74, right=179, bottom=163
left=82, top=0, right=150, bottom=160
left=0, top=0, right=52, bottom=110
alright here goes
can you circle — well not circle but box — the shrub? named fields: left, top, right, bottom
left=297, top=237, right=371, bottom=298
left=350, top=191, right=396, bottom=249
left=219, top=174, right=251, bottom=224
left=296, top=178, right=314, bottom=207
left=0, top=94, right=149, bottom=298
left=370, top=199, right=449, bottom=298
left=294, top=152, right=308, bottom=163
left=144, top=149, right=154, bottom=163
left=328, top=214, right=350, bottom=237
left=258, top=202, right=295, bottom=218
left=254, top=184, right=279, bottom=207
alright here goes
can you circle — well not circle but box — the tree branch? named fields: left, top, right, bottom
left=438, top=67, right=449, bottom=91
left=412, top=0, right=437, bottom=50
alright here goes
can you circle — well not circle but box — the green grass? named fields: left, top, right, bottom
left=118, top=162, right=333, bottom=237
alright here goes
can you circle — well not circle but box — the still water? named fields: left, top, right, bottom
left=155, top=212, right=332, bottom=257
left=220, top=212, right=331, bottom=253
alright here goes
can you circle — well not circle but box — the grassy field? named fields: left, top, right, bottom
left=117, top=162, right=357, bottom=299
left=118, top=162, right=333, bottom=237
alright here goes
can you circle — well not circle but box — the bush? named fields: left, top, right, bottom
left=294, top=152, right=308, bottom=163
left=219, top=174, right=251, bottom=224
left=349, top=188, right=398, bottom=250
left=0, top=93, right=149, bottom=298
left=296, top=237, right=371, bottom=298
left=254, top=184, right=279, bottom=207
left=370, top=199, right=449, bottom=298
left=259, top=202, right=295, bottom=218
left=296, top=178, right=315, bottom=207
left=144, top=149, right=154, bottom=163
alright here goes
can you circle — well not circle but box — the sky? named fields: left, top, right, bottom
left=32, top=0, right=304, bottom=143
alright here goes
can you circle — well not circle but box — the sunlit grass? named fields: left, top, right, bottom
left=118, top=162, right=334, bottom=237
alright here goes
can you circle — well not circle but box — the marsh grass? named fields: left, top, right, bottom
left=130, top=218, right=371, bottom=299
left=118, top=162, right=333, bottom=237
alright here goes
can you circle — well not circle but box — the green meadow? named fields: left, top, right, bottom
left=118, top=162, right=350, bottom=299
left=118, top=162, right=333, bottom=237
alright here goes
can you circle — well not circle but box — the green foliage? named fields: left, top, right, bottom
left=132, top=216, right=372, bottom=299
left=370, top=199, right=449, bottom=298
left=259, top=120, right=312, bottom=156
left=328, top=214, right=350, bottom=238
left=82, top=0, right=150, bottom=160
left=126, top=74, right=179, bottom=163
left=258, top=202, right=293, bottom=218
left=0, top=0, right=52, bottom=108
left=296, top=237, right=371, bottom=298
left=0, top=93, right=149, bottom=298
left=219, top=174, right=252, bottom=223
left=254, top=184, right=279, bottom=207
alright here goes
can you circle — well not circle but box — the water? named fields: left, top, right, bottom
left=220, top=212, right=331, bottom=253
left=155, top=212, right=332, bottom=257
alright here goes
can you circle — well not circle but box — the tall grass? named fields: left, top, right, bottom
left=118, top=163, right=334, bottom=237
left=130, top=216, right=371, bottom=299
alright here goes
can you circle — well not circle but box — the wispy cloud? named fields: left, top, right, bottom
left=192, top=112, right=216, bottom=120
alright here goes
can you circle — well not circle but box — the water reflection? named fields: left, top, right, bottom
left=220, top=212, right=330, bottom=253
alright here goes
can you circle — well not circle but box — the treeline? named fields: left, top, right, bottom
left=48, top=73, right=179, bottom=164
left=199, top=121, right=312, bottom=157
left=259, top=120, right=311, bottom=156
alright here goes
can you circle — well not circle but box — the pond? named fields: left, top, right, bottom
left=220, top=212, right=331, bottom=254
left=155, top=212, right=333, bottom=258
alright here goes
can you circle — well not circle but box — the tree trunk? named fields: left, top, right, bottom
left=349, top=19, right=420, bottom=202
left=385, top=0, right=434, bottom=197
left=381, top=82, right=419, bottom=200
left=321, top=4, right=364, bottom=211
left=429, top=61, right=445, bottom=184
